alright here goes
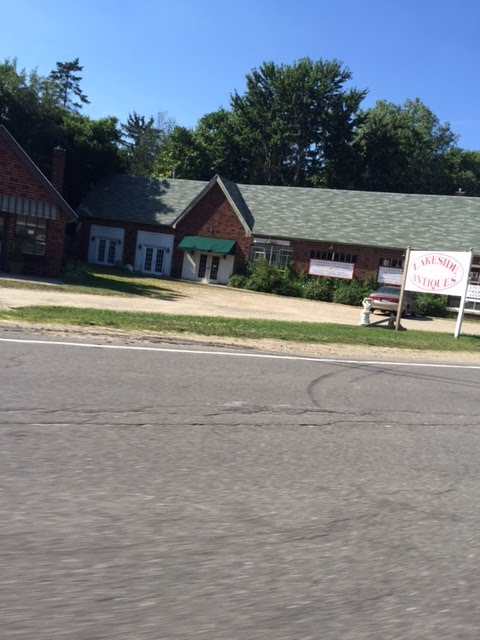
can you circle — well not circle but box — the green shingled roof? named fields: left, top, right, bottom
left=78, top=174, right=207, bottom=226
left=78, top=174, right=480, bottom=254
left=236, top=184, right=480, bottom=252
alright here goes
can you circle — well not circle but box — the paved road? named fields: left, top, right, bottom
left=2, top=331, right=480, bottom=639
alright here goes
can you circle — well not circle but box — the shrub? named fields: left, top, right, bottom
left=332, top=279, right=369, bottom=306
left=301, top=277, right=336, bottom=301
left=274, top=279, right=303, bottom=297
left=244, top=260, right=286, bottom=294
left=228, top=274, right=249, bottom=289
left=415, top=293, right=450, bottom=317
left=62, top=260, right=92, bottom=282
left=363, top=275, right=379, bottom=294
left=230, top=261, right=379, bottom=307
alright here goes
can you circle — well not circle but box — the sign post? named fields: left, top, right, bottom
left=395, top=247, right=410, bottom=331
left=454, top=250, right=474, bottom=339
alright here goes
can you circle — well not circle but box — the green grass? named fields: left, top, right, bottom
left=1, top=305, right=479, bottom=353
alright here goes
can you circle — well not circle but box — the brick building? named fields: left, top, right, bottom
left=77, top=173, right=480, bottom=286
left=0, top=126, right=77, bottom=277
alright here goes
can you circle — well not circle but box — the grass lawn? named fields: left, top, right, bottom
left=1, top=305, right=479, bottom=353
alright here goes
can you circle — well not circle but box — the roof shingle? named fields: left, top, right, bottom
left=78, top=174, right=480, bottom=253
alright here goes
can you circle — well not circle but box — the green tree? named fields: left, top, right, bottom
left=122, top=110, right=176, bottom=177
left=230, top=58, right=366, bottom=186
left=195, top=109, right=249, bottom=181
left=0, top=58, right=124, bottom=205
left=59, top=112, right=125, bottom=205
left=442, top=148, right=480, bottom=197
left=0, top=58, right=64, bottom=172
left=154, top=126, right=211, bottom=180
left=353, top=99, right=458, bottom=193
left=122, top=111, right=160, bottom=177
left=49, top=58, right=90, bottom=112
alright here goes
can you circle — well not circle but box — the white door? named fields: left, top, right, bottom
left=142, top=246, right=165, bottom=275
left=96, top=237, right=117, bottom=265
left=197, top=254, right=220, bottom=282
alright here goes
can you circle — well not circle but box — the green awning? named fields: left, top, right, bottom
left=178, top=236, right=236, bottom=254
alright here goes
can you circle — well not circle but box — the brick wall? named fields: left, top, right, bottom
left=172, top=183, right=252, bottom=277
left=291, top=239, right=405, bottom=281
left=0, top=140, right=54, bottom=202
left=0, top=136, right=69, bottom=276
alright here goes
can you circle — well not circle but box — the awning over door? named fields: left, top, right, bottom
left=178, top=236, right=236, bottom=254
left=0, top=194, right=59, bottom=220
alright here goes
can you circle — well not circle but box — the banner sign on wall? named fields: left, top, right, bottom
left=378, top=266, right=403, bottom=286
left=405, top=251, right=472, bottom=297
left=309, top=259, right=354, bottom=280
left=467, top=283, right=480, bottom=301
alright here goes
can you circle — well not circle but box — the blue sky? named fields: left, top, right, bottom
left=3, top=0, right=480, bottom=149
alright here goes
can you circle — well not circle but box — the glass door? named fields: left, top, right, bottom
left=143, top=247, right=165, bottom=274
left=210, top=256, right=220, bottom=281
left=197, top=254, right=208, bottom=279
left=97, top=238, right=116, bottom=265
left=197, top=254, right=220, bottom=282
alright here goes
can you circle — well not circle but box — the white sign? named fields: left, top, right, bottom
left=309, top=259, right=354, bottom=280
left=467, top=283, right=480, bottom=300
left=378, top=266, right=403, bottom=286
left=405, top=251, right=472, bottom=297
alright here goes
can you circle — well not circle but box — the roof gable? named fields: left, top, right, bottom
left=0, top=125, right=77, bottom=221
left=172, top=175, right=253, bottom=234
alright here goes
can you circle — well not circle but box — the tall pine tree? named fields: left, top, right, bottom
left=49, top=58, right=90, bottom=112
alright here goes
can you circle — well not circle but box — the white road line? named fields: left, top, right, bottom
left=1, top=336, right=479, bottom=369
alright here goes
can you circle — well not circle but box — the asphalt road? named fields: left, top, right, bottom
left=2, top=330, right=480, bottom=639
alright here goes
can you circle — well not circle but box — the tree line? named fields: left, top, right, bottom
left=1, top=56, right=479, bottom=207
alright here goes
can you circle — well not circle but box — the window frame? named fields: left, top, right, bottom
left=250, top=244, right=294, bottom=268
left=15, top=215, right=47, bottom=256
left=310, top=250, right=357, bottom=264
left=379, top=257, right=403, bottom=269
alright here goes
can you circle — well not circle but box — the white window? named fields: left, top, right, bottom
left=250, top=244, right=293, bottom=268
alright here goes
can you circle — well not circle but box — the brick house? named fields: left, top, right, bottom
left=77, top=173, right=480, bottom=286
left=0, top=125, right=77, bottom=277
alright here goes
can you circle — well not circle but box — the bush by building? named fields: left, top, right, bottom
left=229, top=261, right=450, bottom=317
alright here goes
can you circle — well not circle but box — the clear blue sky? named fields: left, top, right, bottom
left=3, top=0, right=480, bottom=149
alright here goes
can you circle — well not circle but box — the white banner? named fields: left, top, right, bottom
left=309, top=259, right=354, bottom=280
left=467, top=283, right=480, bottom=300
left=405, top=251, right=472, bottom=296
left=378, top=266, right=403, bottom=286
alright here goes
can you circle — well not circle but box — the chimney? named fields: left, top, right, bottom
left=454, top=187, right=465, bottom=196
left=51, top=146, right=66, bottom=194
